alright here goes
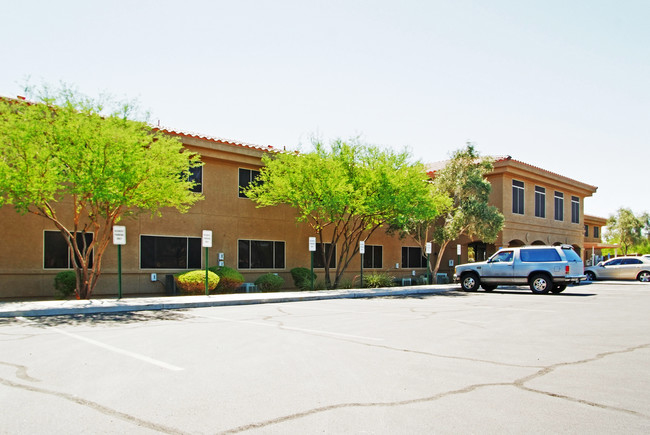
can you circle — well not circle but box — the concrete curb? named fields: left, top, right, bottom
left=0, top=285, right=457, bottom=318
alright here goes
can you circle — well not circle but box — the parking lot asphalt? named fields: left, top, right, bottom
left=0, top=284, right=455, bottom=318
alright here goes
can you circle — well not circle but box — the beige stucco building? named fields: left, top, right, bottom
left=0, top=129, right=604, bottom=299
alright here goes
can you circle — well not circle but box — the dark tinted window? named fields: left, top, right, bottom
left=402, top=246, right=427, bottom=268
left=314, top=243, right=336, bottom=268
left=605, top=258, right=622, bottom=266
left=44, top=231, right=94, bottom=269
left=189, top=166, right=202, bottom=193
left=520, top=248, right=561, bottom=262
left=140, top=235, right=201, bottom=269
left=238, top=240, right=285, bottom=269
left=363, top=245, right=383, bottom=269
left=622, top=258, right=642, bottom=265
left=239, top=168, right=261, bottom=198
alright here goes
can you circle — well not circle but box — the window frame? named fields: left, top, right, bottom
left=512, top=180, right=525, bottom=215
left=363, top=245, right=383, bottom=269
left=238, top=168, right=261, bottom=198
left=401, top=246, right=427, bottom=268
left=534, top=186, right=546, bottom=218
left=43, top=230, right=94, bottom=269
left=554, top=191, right=564, bottom=221
left=188, top=165, right=203, bottom=193
left=237, top=239, right=286, bottom=270
left=571, top=196, right=580, bottom=224
left=314, top=243, right=336, bottom=269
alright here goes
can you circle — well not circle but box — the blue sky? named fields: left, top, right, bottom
left=1, top=0, right=648, bottom=218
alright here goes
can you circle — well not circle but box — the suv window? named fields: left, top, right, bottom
left=490, top=251, right=514, bottom=263
left=562, top=248, right=582, bottom=262
left=520, top=248, right=561, bottom=262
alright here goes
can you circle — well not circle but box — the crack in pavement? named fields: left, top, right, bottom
left=218, top=343, right=650, bottom=434
left=0, top=376, right=189, bottom=435
left=0, top=361, right=41, bottom=383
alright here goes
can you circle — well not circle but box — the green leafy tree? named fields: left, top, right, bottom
left=428, top=144, right=504, bottom=281
left=605, top=208, right=644, bottom=255
left=245, top=138, right=446, bottom=288
left=0, top=84, right=202, bottom=299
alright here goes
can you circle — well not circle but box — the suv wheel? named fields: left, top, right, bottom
left=530, top=273, right=551, bottom=294
left=461, top=273, right=480, bottom=292
left=637, top=271, right=650, bottom=282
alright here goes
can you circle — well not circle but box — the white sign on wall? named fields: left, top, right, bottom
left=202, top=230, right=213, bottom=248
left=308, top=237, right=317, bottom=252
left=359, top=241, right=365, bottom=254
left=425, top=242, right=432, bottom=254
left=113, top=226, right=126, bottom=245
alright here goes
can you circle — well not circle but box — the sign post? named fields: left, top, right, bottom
left=309, top=237, right=316, bottom=290
left=425, top=242, right=432, bottom=284
left=113, top=226, right=126, bottom=299
left=359, top=241, right=365, bottom=288
left=202, top=230, right=213, bottom=296
left=456, top=244, right=462, bottom=274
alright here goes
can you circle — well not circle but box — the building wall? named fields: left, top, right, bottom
left=0, top=137, right=600, bottom=299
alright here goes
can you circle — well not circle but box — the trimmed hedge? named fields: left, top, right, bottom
left=175, top=270, right=220, bottom=295
left=290, top=267, right=316, bottom=290
left=255, top=273, right=284, bottom=292
left=208, top=266, right=244, bottom=293
left=363, top=272, right=394, bottom=288
left=54, top=271, right=76, bottom=299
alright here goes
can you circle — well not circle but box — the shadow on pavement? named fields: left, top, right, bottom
left=1, top=310, right=191, bottom=327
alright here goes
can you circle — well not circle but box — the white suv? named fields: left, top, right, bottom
left=454, top=245, right=585, bottom=294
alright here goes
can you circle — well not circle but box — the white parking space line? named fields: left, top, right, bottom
left=193, top=314, right=384, bottom=342
left=289, top=305, right=415, bottom=318
left=16, top=317, right=183, bottom=372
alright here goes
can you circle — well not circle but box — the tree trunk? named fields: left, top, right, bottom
left=432, top=240, right=450, bottom=283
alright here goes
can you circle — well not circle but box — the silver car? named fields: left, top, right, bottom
left=584, top=256, right=650, bottom=282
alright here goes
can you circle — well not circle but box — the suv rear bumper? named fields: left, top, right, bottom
left=562, top=274, right=587, bottom=284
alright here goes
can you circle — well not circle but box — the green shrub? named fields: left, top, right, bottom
left=208, top=266, right=244, bottom=293
left=54, top=271, right=77, bottom=299
left=290, top=267, right=316, bottom=290
left=255, top=273, right=285, bottom=292
left=175, top=270, right=220, bottom=295
left=363, top=272, right=394, bottom=288
left=338, top=276, right=359, bottom=289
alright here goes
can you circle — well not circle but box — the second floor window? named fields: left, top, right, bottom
left=554, top=191, right=564, bottom=221
left=594, top=226, right=600, bottom=238
left=512, top=180, right=524, bottom=215
left=535, top=186, right=546, bottom=218
left=571, top=196, right=580, bottom=224
left=239, top=168, right=261, bottom=198
left=189, top=166, right=202, bottom=193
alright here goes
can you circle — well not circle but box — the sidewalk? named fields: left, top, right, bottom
left=0, top=285, right=456, bottom=318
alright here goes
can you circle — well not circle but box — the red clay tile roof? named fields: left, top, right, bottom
left=154, top=126, right=277, bottom=152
